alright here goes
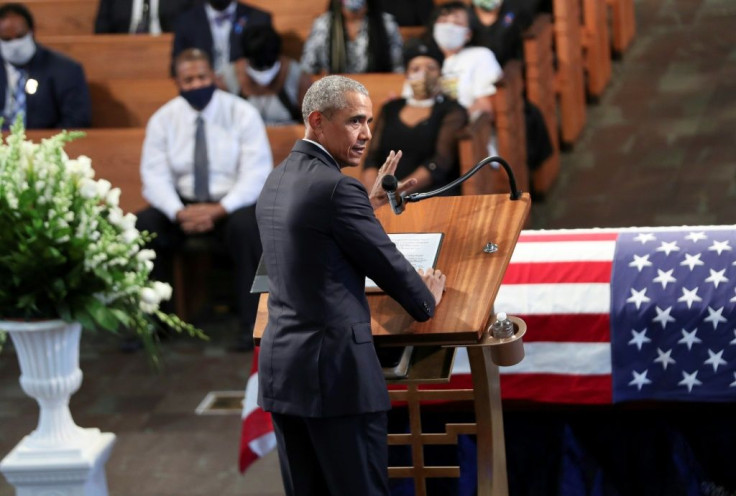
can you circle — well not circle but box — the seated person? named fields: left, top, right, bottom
left=172, top=0, right=272, bottom=94
left=94, top=0, right=196, bottom=34
left=136, top=48, right=272, bottom=351
left=469, top=0, right=532, bottom=66
left=300, top=0, right=404, bottom=74
left=236, top=24, right=312, bottom=125
left=361, top=39, right=467, bottom=196
left=427, top=1, right=503, bottom=120
left=0, top=3, right=91, bottom=129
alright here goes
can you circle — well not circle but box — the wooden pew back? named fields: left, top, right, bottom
left=26, top=0, right=96, bottom=36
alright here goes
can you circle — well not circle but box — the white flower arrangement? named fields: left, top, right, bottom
left=0, top=122, right=204, bottom=363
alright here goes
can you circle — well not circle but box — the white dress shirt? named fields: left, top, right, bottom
left=129, top=0, right=162, bottom=34
left=141, top=89, right=273, bottom=220
left=204, top=2, right=236, bottom=73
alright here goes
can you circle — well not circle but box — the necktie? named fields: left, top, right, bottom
left=135, top=0, right=151, bottom=34
left=193, top=116, right=210, bottom=202
left=4, top=68, right=27, bottom=129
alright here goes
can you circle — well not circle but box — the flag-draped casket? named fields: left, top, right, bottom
left=240, top=226, right=736, bottom=471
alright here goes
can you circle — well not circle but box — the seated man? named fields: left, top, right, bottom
left=172, top=0, right=272, bottom=94
left=94, top=0, right=196, bottom=34
left=0, top=3, right=91, bottom=129
left=137, top=48, right=272, bottom=350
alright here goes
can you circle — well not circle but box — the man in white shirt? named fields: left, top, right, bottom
left=136, top=47, right=272, bottom=351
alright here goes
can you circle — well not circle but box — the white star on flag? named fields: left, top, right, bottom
left=678, top=370, right=702, bottom=392
left=685, top=232, right=707, bottom=242
left=731, top=289, right=736, bottom=304
left=708, top=240, right=732, bottom=255
left=629, top=370, right=652, bottom=390
left=678, top=328, right=702, bottom=350
left=656, top=241, right=680, bottom=256
left=628, top=329, right=651, bottom=350
left=626, top=288, right=651, bottom=310
left=731, top=373, right=736, bottom=388
left=629, top=254, right=652, bottom=272
left=653, top=348, right=676, bottom=370
left=652, top=306, right=676, bottom=329
left=704, top=306, right=727, bottom=329
left=704, top=268, right=728, bottom=289
left=731, top=330, right=736, bottom=345
left=633, top=233, right=656, bottom=244
left=677, top=287, right=703, bottom=309
left=680, top=253, right=705, bottom=271
left=652, top=269, right=676, bottom=289
left=704, top=349, right=727, bottom=372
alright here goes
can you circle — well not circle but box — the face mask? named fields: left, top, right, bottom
left=473, top=0, right=502, bottom=11
left=342, top=0, right=366, bottom=13
left=0, top=33, right=36, bottom=66
left=433, top=23, right=469, bottom=52
left=208, top=0, right=232, bottom=11
left=246, top=60, right=281, bottom=87
left=407, top=72, right=440, bottom=101
left=180, top=84, right=216, bottom=110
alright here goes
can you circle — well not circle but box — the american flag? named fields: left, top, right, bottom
left=239, top=226, right=736, bottom=472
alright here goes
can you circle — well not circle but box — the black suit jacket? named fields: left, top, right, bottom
left=256, top=140, right=436, bottom=418
left=0, top=45, right=91, bottom=129
left=94, top=0, right=196, bottom=33
left=171, top=2, right=272, bottom=70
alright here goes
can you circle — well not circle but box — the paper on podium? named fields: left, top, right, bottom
left=365, top=232, right=443, bottom=292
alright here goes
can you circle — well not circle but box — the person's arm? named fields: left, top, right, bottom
left=55, top=61, right=92, bottom=128
left=468, top=48, right=503, bottom=120
left=331, top=177, right=444, bottom=319
left=218, top=105, right=274, bottom=212
left=415, top=104, right=468, bottom=187
left=140, top=113, right=185, bottom=221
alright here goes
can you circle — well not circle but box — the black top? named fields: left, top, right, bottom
left=382, top=0, right=435, bottom=26
left=364, top=96, right=467, bottom=195
left=469, top=1, right=532, bottom=66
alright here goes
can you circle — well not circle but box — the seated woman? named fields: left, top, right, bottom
left=300, top=0, right=404, bottom=74
left=236, top=25, right=312, bottom=125
left=361, top=39, right=468, bottom=196
left=428, top=1, right=503, bottom=121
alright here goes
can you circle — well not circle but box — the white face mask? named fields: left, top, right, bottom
left=0, top=33, right=36, bottom=66
left=433, top=23, right=469, bottom=52
left=245, top=60, right=281, bottom=87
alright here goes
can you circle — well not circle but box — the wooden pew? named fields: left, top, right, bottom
left=580, top=0, right=612, bottom=98
left=523, top=14, right=560, bottom=197
left=25, top=0, right=96, bottom=36
left=89, top=78, right=177, bottom=128
left=38, top=34, right=172, bottom=80
left=606, top=0, right=636, bottom=55
left=459, top=60, right=528, bottom=196
left=552, top=0, right=587, bottom=145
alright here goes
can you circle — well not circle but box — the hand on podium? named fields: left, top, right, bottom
left=418, top=268, right=446, bottom=306
left=368, top=150, right=417, bottom=210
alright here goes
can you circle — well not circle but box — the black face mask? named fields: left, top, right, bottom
left=208, top=0, right=232, bottom=11
left=180, top=84, right=216, bottom=110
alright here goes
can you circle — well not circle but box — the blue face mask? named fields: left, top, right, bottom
left=180, top=84, right=216, bottom=110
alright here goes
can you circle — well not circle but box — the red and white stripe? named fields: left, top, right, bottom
left=239, top=347, right=276, bottom=473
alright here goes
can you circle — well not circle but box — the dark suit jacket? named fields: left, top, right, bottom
left=256, top=140, right=435, bottom=418
left=0, top=45, right=91, bottom=129
left=171, top=2, right=272, bottom=70
left=94, top=0, right=196, bottom=33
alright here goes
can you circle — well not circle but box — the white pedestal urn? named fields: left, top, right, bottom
left=0, top=320, right=116, bottom=496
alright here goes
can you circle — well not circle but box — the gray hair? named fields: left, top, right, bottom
left=301, top=75, right=369, bottom=124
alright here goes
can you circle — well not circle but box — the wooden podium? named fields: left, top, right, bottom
left=254, top=192, right=531, bottom=496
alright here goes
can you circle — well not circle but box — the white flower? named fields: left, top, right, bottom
left=152, top=282, right=173, bottom=301
left=139, top=287, right=161, bottom=313
left=108, top=207, right=123, bottom=227
left=121, top=229, right=139, bottom=244
left=96, top=179, right=112, bottom=198
left=79, top=178, right=99, bottom=199
left=137, top=249, right=156, bottom=261
left=120, top=213, right=137, bottom=231
left=66, top=157, right=93, bottom=178
left=106, top=187, right=121, bottom=207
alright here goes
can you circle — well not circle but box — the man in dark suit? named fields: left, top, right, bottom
left=256, top=75, right=446, bottom=495
left=171, top=0, right=271, bottom=92
left=0, top=3, right=91, bottom=129
left=94, top=0, right=196, bottom=34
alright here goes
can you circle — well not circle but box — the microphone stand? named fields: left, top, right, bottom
left=404, top=156, right=523, bottom=204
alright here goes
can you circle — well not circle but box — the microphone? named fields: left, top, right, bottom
left=381, top=174, right=405, bottom=215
